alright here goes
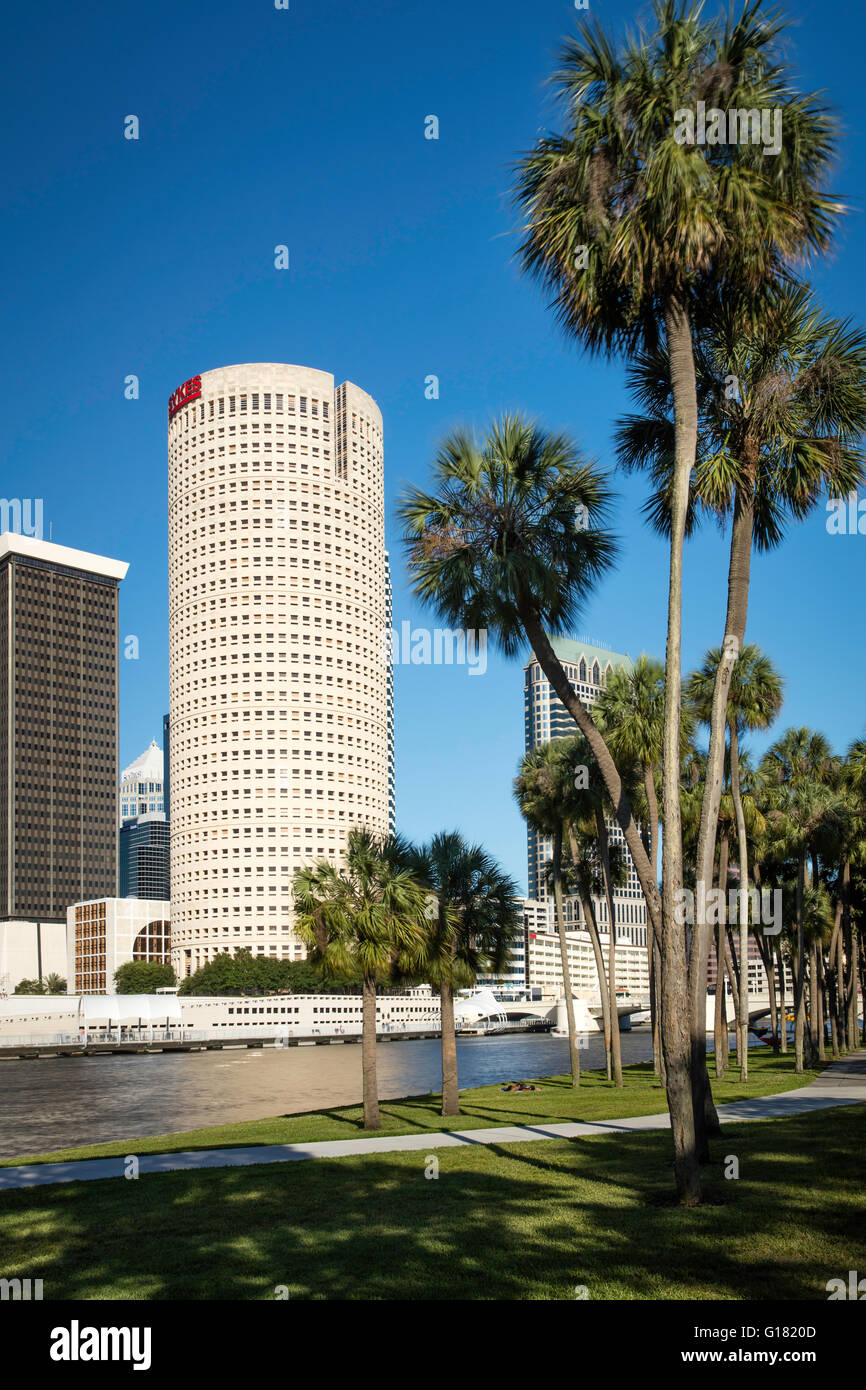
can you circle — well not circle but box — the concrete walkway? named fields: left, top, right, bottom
left=2, top=1055, right=864, bottom=1192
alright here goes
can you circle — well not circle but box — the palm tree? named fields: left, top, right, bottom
left=687, top=646, right=783, bottom=1078
left=618, top=283, right=866, bottom=1088
left=563, top=818, right=615, bottom=1079
left=596, top=656, right=665, bottom=1074
left=512, top=0, right=843, bottom=1204
left=562, top=734, right=631, bottom=1088
left=405, top=832, right=520, bottom=1116
left=292, top=829, right=430, bottom=1129
left=619, top=283, right=866, bottom=1119
left=841, top=739, right=866, bottom=1050
left=760, top=730, right=843, bottom=1072
left=396, top=417, right=659, bottom=922
left=515, top=743, right=584, bottom=1086
left=519, top=733, right=629, bottom=1085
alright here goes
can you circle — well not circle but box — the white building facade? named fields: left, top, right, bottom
left=66, top=898, right=171, bottom=995
left=119, top=740, right=165, bottom=824
left=167, top=364, right=390, bottom=978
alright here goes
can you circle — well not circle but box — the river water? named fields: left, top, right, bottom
left=0, top=1028, right=657, bottom=1157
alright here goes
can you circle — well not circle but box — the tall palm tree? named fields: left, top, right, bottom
left=405, top=832, right=520, bottom=1117
left=617, top=282, right=866, bottom=1100
left=293, top=829, right=430, bottom=1129
left=687, top=646, right=783, bottom=1078
left=512, top=0, right=842, bottom=1204
left=618, top=283, right=866, bottom=1122
left=515, top=743, right=583, bottom=1087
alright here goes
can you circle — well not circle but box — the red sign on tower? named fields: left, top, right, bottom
left=168, top=375, right=202, bottom=420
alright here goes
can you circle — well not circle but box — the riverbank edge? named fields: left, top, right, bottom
left=0, top=1049, right=829, bottom=1169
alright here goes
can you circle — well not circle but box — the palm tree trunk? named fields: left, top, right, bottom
left=650, top=945, right=661, bottom=1077
left=714, top=930, right=727, bottom=1078
left=552, top=826, right=581, bottom=1087
left=728, top=722, right=751, bottom=1081
left=794, top=850, right=807, bottom=1073
left=777, top=941, right=788, bottom=1054
left=660, top=290, right=702, bottom=1203
left=653, top=937, right=666, bottom=1087
left=755, top=932, right=779, bottom=1057
left=767, top=944, right=779, bottom=1055
left=834, top=913, right=846, bottom=1053
left=858, top=934, right=864, bottom=1046
left=567, top=826, right=612, bottom=1079
left=690, top=472, right=755, bottom=1151
left=643, top=767, right=662, bottom=1077
left=440, top=977, right=460, bottom=1116
left=808, top=852, right=822, bottom=1063
left=722, top=928, right=745, bottom=1067
left=716, top=833, right=730, bottom=1077
left=844, top=923, right=856, bottom=1052
left=596, top=808, right=623, bottom=1087
left=826, top=909, right=841, bottom=1056
left=362, top=970, right=381, bottom=1129
left=724, top=927, right=741, bottom=1067
left=815, top=946, right=826, bottom=1062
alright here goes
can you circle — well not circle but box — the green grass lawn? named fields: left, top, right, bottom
left=0, top=1102, right=862, bottom=1299
left=1, top=1049, right=821, bottom=1167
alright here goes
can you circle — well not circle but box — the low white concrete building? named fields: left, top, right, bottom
left=66, top=898, right=171, bottom=995
left=526, top=927, right=650, bottom=1001
left=0, top=920, right=67, bottom=994
left=0, top=987, right=441, bottom=1042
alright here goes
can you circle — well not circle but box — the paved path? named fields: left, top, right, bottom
left=2, top=1055, right=864, bottom=1192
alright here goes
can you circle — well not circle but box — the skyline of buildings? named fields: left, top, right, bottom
left=0, top=505, right=655, bottom=997
left=1, top=378, right=651, bottom=999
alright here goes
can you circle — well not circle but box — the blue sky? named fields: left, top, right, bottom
left=3, top=0, right=865, bottom=892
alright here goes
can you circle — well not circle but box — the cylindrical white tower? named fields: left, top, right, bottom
left=167, top=363, right=389, bottom=978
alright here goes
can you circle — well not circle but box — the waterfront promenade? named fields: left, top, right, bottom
left=2, top=1055, right=863, bottom=1191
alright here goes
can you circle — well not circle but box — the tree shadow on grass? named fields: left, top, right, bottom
left=1, top=1105, right=863, bottom=1302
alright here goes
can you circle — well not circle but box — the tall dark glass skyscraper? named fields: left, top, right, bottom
left=119, top=815, right=170, bottom=899
left=0, top=534, right=128, bottom=923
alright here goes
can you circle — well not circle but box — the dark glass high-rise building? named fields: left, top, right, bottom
left=119, top=815, right=170, bottom=899
left=0, top=534, right=128, bottom=923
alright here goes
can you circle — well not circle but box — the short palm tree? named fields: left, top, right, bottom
left=559, top=734, right=632, bottom=1088
left=515, top=742, right=583, bottom=1086
left=596, top=656, right=665, bottom=1074
left=398, top=415, right=659, bottom=930
left=405, top=832, right=520, bottom=1116
left=760, top=731, right=842, bottom=1071
left=292, top=829, right=430, bottom=1129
